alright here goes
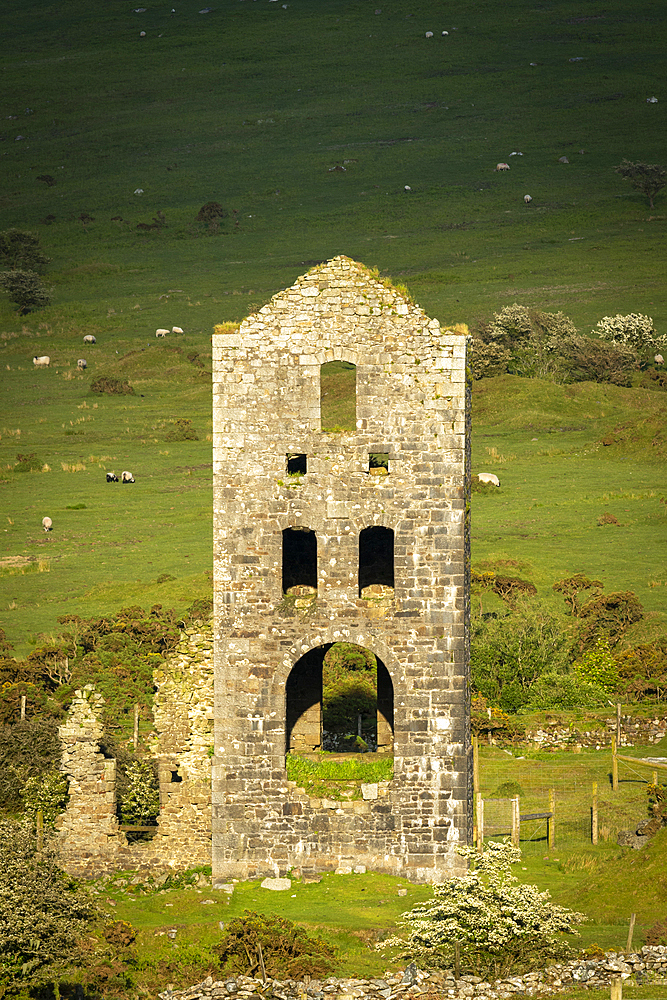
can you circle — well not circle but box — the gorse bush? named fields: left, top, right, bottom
left=119, top=760, right=159, bottom=826
left=0, top=269, right=50, bottom=314
left=382, top=841, right=584, bottom=978
left=90, top=375, right=135, bottom=395
left=215, top=910, right=337, bottom=979
left=0, top=229, right=50, bottom=273
left=21, top=768, right=69, bottom=827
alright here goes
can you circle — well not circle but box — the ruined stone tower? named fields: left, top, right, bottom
left=212, top=256, right=471, bottom=884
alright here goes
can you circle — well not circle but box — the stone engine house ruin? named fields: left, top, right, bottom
left=212, top=256, right=471, bottom=883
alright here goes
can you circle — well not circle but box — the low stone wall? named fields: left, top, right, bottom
left=158, top=947, right=667, bottom=1000
left=521, top=714, right=666, bottom=751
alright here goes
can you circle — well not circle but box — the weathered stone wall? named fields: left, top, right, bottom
left=212, top=255, right=471, bottom=884
left=57, top=685, right=127, bottom=864
left=57, top=626, right=214, bottom=875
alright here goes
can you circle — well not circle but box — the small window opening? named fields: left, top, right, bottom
left=170, top=770, right=182, bottom=783
left=321, top=360, right=356, bottom=432
left=286, top=453, right=307, bottom=475
left=282, top=526, right=317, bottom=593
left=359, top=525, right=394, bottom=596
left=369, top=452, right=389, bottom=476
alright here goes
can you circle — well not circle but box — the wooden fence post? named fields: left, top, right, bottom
left=627, top=913, right=636, bottom=953
left=20, top=694, right=26, bottom=721
left=133, top=703, right=139, bottom=750
left=592, top=781, right=598, bottom=845
left=473, top=735, right=479, bottom=794
left=476, top=792, right=484, bottom=853
left=653, top=770, right=658, bottom=786
left=548, top=788, right=555, bottom=849
left=616, top=703, right=622, bottom=747
left=612, top=735, right=618, bottom=791
left=610, top=977, right=622, bottom=1000
left=511, top=795, right=520, bottom=847
left=36, top=809, right=44, bottom=853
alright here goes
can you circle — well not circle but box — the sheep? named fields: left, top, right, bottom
left=77, top=358, right=87, bottom=370
left=83, top=334, right=96, bottom=344
left=558, top=156, right=569, bottom=164
left=42, top=516, right=52, bottom=532
left=495, top=162, right=510, bottom=171
left=156, top=328, right=169, bottom=338
left=171, top=326, right=183, bottom=334
left=425, top=31, right=433, bottom=38
left=121, top=470, right=135, bottom=483
left=477, top=472, right=500, bottom=487
left=524, top=194, right=533, bottom=204
left=655, top=354, right=664, bottom=365
left=33, top=356, right=50, bottom=367
left=106, top=472, right=119, bottom=482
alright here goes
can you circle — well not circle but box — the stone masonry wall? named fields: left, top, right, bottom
left=57, top=626, right=214, bottom=876
left=212, top=256, right=471, bottom=884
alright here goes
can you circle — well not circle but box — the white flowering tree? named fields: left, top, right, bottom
left=383, top=841, right=585, bottom=978
left=595, top=313, right=666, bottom=355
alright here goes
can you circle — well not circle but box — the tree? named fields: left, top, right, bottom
left=615, top=160, right=666, bottom=209
left=0, top=820, right=97, bottom=993
left=0, top=229, right=50, bottom=273
left=382, top=841, right=585, bottom=978
left=0, top=269, right=50, bottom=314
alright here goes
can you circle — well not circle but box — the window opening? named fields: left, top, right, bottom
left=359, top=526, right=394, bottom=596
left=282, top=526, right=317, bottom=594
left=285, top=643, right=394, bottom=760
left=286, top=453, right=307, bottom=475
left=320, top=360, right=356, bottom=432
left=170, top=770, right=182, bottom=783
left=369, top=452, right=389, bottom=476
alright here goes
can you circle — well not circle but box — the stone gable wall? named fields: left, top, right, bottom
left=212, top=256, right=471, bottom=884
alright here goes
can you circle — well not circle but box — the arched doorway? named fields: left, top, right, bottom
left=285, top=643, right=394, bottom=756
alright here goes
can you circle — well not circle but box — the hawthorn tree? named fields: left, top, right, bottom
left=615, top=160, right=666, bottom=209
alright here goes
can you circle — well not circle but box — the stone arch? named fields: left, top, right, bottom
left=284, top=641, right=395, bottom=757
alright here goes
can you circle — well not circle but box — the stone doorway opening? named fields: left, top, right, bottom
left=285, top=642, right=394, bottom=757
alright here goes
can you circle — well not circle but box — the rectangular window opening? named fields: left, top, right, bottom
left=286, top=453, right=307, bottom=475
left=369, top=452, right=390, bottom=476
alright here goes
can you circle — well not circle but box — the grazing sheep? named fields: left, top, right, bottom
left=495, top=162, right=510, bottom=171
left=33, top=356, right=50, bottom=367
left=121, top=470, right=135, bottom=483
left=477, top=472, right=500, bottom=487
left=655, top=354, right=664, bottom=365
left=524, top=194, right=533, bottom=204
left=83, top=334, right=96, bottom=344
left=42, top=516, right=52, bottom=532
left=425, top=31, right=433, bottom=37
left=106, top=472, right=119, bottom=482
left=77, top=358, right=87, bottom=370
left=171, top=326, right=183, bottom=334
left=558, top=156, right=569, bottom=164
left=156, top=328, right=169, bottom=338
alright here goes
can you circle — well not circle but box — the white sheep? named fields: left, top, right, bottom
left=42, top=516, right=53, bottom=532
left=156, top=328, right=169, bottom=338
left=83, top=334, right=96, bottom=344
left=33, top=356, right=50, bottom=367
left=425, top=31, right=433, bottom=38
left=495, top=162, right=510, bottom=171
left=524, top=194, right=533, bottom=204
left=77, top=358, right=87, bottom=369
left=171, top=326, right=183, bottom=334
left=121, top=470, right=135, bottom=483
left=655, top=354, right=664, bottom=365
left=477, top=472, right=500, bottom=487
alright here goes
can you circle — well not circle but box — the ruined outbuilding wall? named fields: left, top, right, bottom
left=212, top=255, right=471, bottom=884
left=57, top=625, right=213, bottom=876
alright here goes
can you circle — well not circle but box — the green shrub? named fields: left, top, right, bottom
left=615, top=640, right=667, bottom=701
left=165, top=417, right=199, bottom=441
left=526, top=670, right=609, bottom=710
left=21, top=767, right=69, bottom=827
left=12, top=453, right=44, bottom=474
left=118, top=760, right=159, bottom=826
left=0, top=820, right=97, bottom=992
left=573, top=638, right=620, bottom=693
left=0, top=269, right=50, bottom=314
left=382, top=841, right=584, bottom=978
left=215, top=910, right=337, bottom=979
left=575, top=590, right=645, bottom=652
left=90, top=375, right=135, bottom=395
left=0, top=717, right=61, bottom=814
left=0, top=229, right=50, bottom=273
left=556, top=334, right=638, bottom=386
left=470, top=337, right=511, bottom=380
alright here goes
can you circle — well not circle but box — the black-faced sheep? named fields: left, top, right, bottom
left=77, top=358, right=87, bottom=370
left=83, top=335, right=96, bottom=344
left=106, top=472, right=119, bottom=482
left=33, top=356, right=50, bottom=367
left=42, top=516, right=53, bottom=531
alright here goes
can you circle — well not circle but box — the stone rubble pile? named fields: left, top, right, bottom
left=159, top=947, right=667, bottom=1000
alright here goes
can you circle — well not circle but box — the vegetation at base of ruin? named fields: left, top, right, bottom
left=380, top=841, right=585, bottom=979
left=214, top=910, right=337, bottom=980
left=286, top=753, right=394, bottom=799
left=0, top=821, right=98, bottom=995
